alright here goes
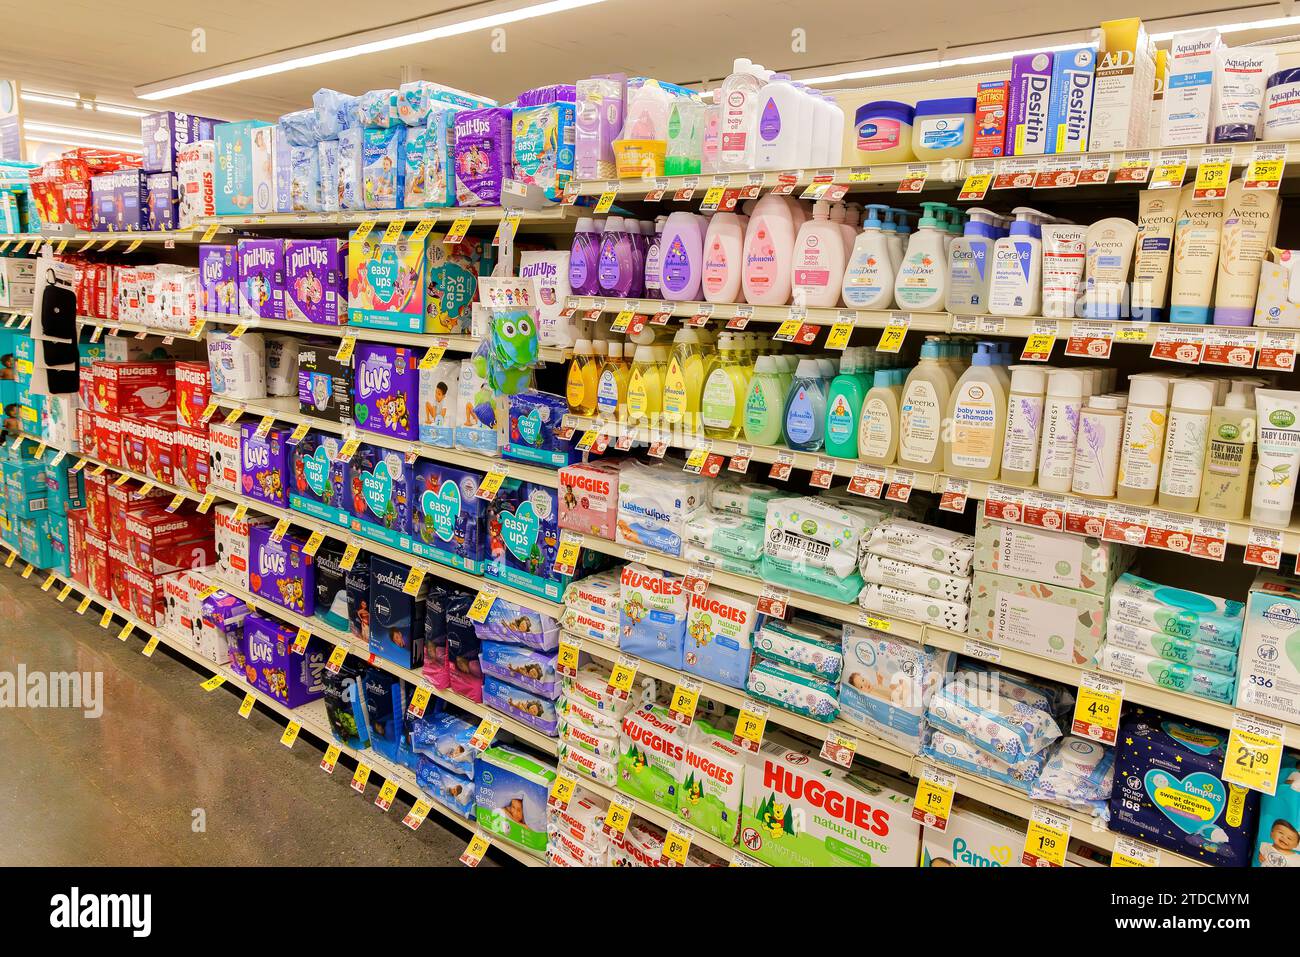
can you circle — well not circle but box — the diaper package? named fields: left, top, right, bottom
left=455, top=358, right=499, bottom=454
left=1095, top=644, right=1236, bottom=703
left=859, top=582, right=970, bottom=633
left=741, top=738, right=919, bottom=867
left=367, top=553, right=427, bottom=670
left=683, top=585, right=759, bottom=689
left=480, top=639, right=559, bottom=698
left=337, top=126, right=364, bottom=210
left=1256, top=753, right=1300, bottom=867
left=206, top=330, right=267, bottom=399
left=511, top=100, right=576, bottom=202
left=418, top=359, right=460, bottom=447
left=357, top=89, right=396, bottom=128
left=476, top=596, right=559, bottom=651
left=445, top=592, right=482, bottom=702
left=619, top=563, right=687, bottom=669
left=1110, top=711, right=1260, bottom=867
left=862, top=554, right=971, bottom=603
left=265, top=337, right=299, bottom=396
left=488, top=481, right=578, bottom=602
left=240, top=613, right=326, bottom=707
left=746, top=659, right=839, bottom=722
left=425, top=106, right=458, bottom=207
left=298, top=340, right=355, bottom=425
left=1109, top=573, right=1245, bottom=649
left=360, top=125, right=405, bottom=210
left=199, top=244, right=238, bottom=315
left=346, top=444, right=413, bottom=545
left=248, top=524, right=315, bottom=616
left=213, top=120, right=274, bottom=215
left=322, top=659, right=370, bottom=749
left=616, top=462, right=710, bottom=557
left=284, top=238, right=346, bottom=325
left=240, top=421, right=289, bottom=507
left=359, top=667, right=417, bottom=770
left=236, top=238, right=285, bottom=320
left=410, top=462, right=485, bottom=573
left=416, top=756, right=476, bottom=819
left=402, top=124, right=431, bottom=208
left=454, top=107, right=512, bottom=206
left=313, top=543, right=350, bottom=633
left=317, top=139, right=340, bottom=212
left=684, top=511, right=765, bottom=563
left=313, top=88, right=359, bottom=140
left=346, top=553, right=370, bottom=644
left=352, top=343, right=418, bottom=441
left=617, top=705, right=692, bottom=813
left=475, top=745, right=555, bottom=852
left=558, top=461, right=622, bottom=539
left=505, top=390, right=578, bottom=467
left=839, top=624, right=954, bottom=754
left=411, top=710, right=477, bottom=777
left=286, top=145, right=320, bottom=211
left=347, top=229, right=429, bottom=333
left=425, top=237, right=483, bottom=335
left=518, top=251, right=575, bottom=348
left=753, top=617, right=843, bottom=681
left=484, top=674, right=559, bottom=735
left=421, top=585, right=450, bottom=688
left=925, top=728, right=1047, bottom=791
left=865, top=519, right=977, bottom=576
left=677, top=736, right=746, bottom=845
left=1030, top=735, right=1116, bottom=819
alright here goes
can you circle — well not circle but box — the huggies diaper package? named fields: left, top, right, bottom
left=1255, top=753, right=1300, bottom=867
left=322, top=659, right=370, bottom=749
left=207, top=330, right=267, bottom=399
left=839, top=624, right=954, bottom=754
left=616, top=462, right=710, bottom=557
left=346, top=444, right=413, bottom=546
left=511, top=100, right=576, bottom=202
left=1095, top=645, right=1235, bottom=703
left=337, top=127, right=364, bottom=210
left=683, top=585, right=759, bottom=690
left=753, top=618, right=843, bottom=681
left=240, top=613, right=326, bottom=708
left=684, top=511, right=765, bottom=563
left=208, top=425, right=243, bottom=494
left=741, top=737, right=919, bottom=867
left=417, top=756, right=477, bottom=819
left=418, top=359, right=460, bottom=447
left=1238, top=571, right=1300, bottom=723
left=518, top=251, right=575, bottom=348
left=677, top=736, right=746, bottom=845
left=313, top=543, right=350, bottom=633
left=445, top=592, right=482, bottom=702
left=862, top=554, right=971, bottom=603
left=248, top=523, right=315, bottom=617
left=284, top=238, right=347, bottom=325
left=967, top=571, right=1106, bottom=664
left=454, top=107, right=512, bottom=206
left=475, top=745, right=555, bottom=852
left=619, top=563, right=687, bottom=670
left=477, top=597, right=559, bottom=651
left=859, top=582, right=970, bottom=633
left=289, top=432, right=350, bottom=524
left=484, top=674, right=559, bottom=735
left=1110, top=711, right=1260, bottom=867
left=488, top=481, right=576, bottom=602
left=617, top=705, right=692, bottom=813
left=865, top=519, right=977, bottom=576
left=1109, top=573, right=1245, bottom=648
left=347, top=230, right=429, bottom=333
left=506, top=390, right=579, bottom=467
left=746, top=659, right=840, bottom=722
left=368, top=554, right=427, bottom=670
left=352, top=343, right=419, bottom=441
left=239, top=421, right=289, bottom=507
left=480, top=639, right=559, bottom=698
left=558, top=461, right=622, bottom=539
left=410, top=462, right=486, bottom=573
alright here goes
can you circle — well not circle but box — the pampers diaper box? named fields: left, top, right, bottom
left=1238, top=571, right=1300, bottom=724
left=740, top=737, right=920, bottom=867
left=1255, top=753, right=1300, bottom=867
left=1109, top=711, right=1260, bottom=867
left=213, top=120, right=274, bottom=215
left=288, top=431, right=350, bottom=524
left=347, top=229, right=429, bottom=333
left=346, top=444, right=413, bottom=547
left=487, top=480, right=582, bottom=602
left=921, top=799, right=1026, bottom=867
left=410, top=461, right=486, bottom=573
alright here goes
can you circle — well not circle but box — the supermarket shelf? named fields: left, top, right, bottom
left=572, top=775, right=745, bottom=863
left=201, top=571, right=561, bottom=756
left=0, top=559, right=541, bottom=867
left=197, top=313, right=570, bottom=364
left=565, top=295, right=948, bottom=333
left=0, top=228, right=232, bottom=249
left=196, top=204, right=580, bottom=230
left=77, top=314, right=205, bottom=341
left=568, top=140, right=1300, bottom=198
left=213, top=396, right=561, bottom=488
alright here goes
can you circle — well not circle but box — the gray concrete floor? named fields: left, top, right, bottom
left=0, top=572, right=489, bottom=866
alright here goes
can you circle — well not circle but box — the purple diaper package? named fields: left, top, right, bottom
left=346, top=443, right=413, bottom=543
left=239, top=421, right=289, bottom=507
left=411, top=460, right=486, bottom=573
left=480, top=639, right=559, bottom=698
left=248, top=524, right=316, bottom=618
left=454, top=108, right=512, bottom=206
left=476, top=596, right=560, bottom=652
left=352, top=343, right=419, bottom=440
left=368, top=554, right=428, bottom=670
left=483, top=675, right=558, bottom=735
left=142, top=111, right=212, bottom=174
left=91, top=170, right=149, bottom=231
left=199, top=245, right=238, bottom=315
left=284, top=238, right=347, bottom=325
left=505, top=390, right=580, bottom=467
left=445, top=592, right=482, bottom=703
left=199, top=591, right=248, bottom=668
left=241, top=612, right=326, bottom=708
left=236, top=238, right=285, bottom=320
left=145, top=172, right=179, bottom=230
left=487, top=480, right=569, bottom=602
left=288, top=431, right=350, bottom=524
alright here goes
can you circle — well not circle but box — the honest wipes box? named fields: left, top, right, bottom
left=1238, top=571, right=1300, bottom=723
left=968, top=570, right=1107, bottom=665
left=740, top=738, right=919, bottom=867
left=921, top=799, right=1025, bottom=867
left=677, top=736, right=746, bottom=845
left=974, top=516, right=1131, bottom=595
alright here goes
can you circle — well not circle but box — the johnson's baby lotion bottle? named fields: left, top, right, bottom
left=741, top=194, right=797, bottom=305
left=658, top=211, right=706, bottom=302
left=790, top=200, right=846, bottom=308
left=701, top=212, right=745, bottom=304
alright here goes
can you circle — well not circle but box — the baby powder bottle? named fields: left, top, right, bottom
left=1000, top=364, right=1048, bottom=486
left=658, top=211, right=706, bottom=302
left=701, top=333, right=752, bottom=439
left=783, top=358, right=829, bottom=452
left=568, top=217, right=602, bottom=296
left=858, top=367, right=902, bottom=465
left=946, top=208, right=1000, bottom=315
left=897, top=339, right=952, bottom=471
left=643, top=216, right=667, bottom=300
left=742, top=355, right=786, bottom=446
left=1072, top=395, right=1126, bottom=497
left=1198, top=388, right=1255, bottom=520
left=626, top=344, right=664, bottom=427
left=595, top=341, right=631, bottom=422
left=791, top=200, right=847, bottom=308
left=741, top=193, right=797, bottom=305
left=893, top=203, right=950, bottom=312
left=718, top=58, right=766, bottom=172
left=663, top=328, right=706, bottom=432
left=597, top=217, right=636, bottom=298
left=1158, top=378, right=1215, bottom=512
left=701, top=212, right=745, bottom=304
left=945, top=342, right=1008, bottom=480
left=1117, top=374, right=1171, bottom=506
left=988, top=207, right=1046, bottom=317
left=754, top=74, right=806, bottom=170
left=566, top=338, right=598, bottom=416
left=1037, top=369, right=1084, bottom=493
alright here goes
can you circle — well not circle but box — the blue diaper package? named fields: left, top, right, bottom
left=511, top=100, right=576, bottom=202
left=360, top=667, right=418, bottom=770
left=313, top=542, right=350, bottom=633
left=288, top=145, right=320, bottom=212
left=289, top=431, right=350, bottom=525
left=1255, top=753, right=1300, bottom=867
left=338, top=127, right=364, bottom=211
left=346, top=444, right=413, bottom=547
left=480, top=639, right=559, bottom=698
left=618, top=563, right=687, bottom=670
left=368, top=554, right=427, bottom=670
left=455, top=359, right=499, bottom=454
left=411, top=460, right=486, bottom=573
left=318, top=139, right=340, bottom=212
left=1030, top=735, right=1116, bottom=820
left=360, top=125, right=405, bottom=210
left=313, top=88, right=359, bottom=139
left=411, top=710, right=477, bottom=777
left=274, top=126, right=292, bottom=212
left=279, top=108, right=321, bottom=147
left=484, top=674, right=559, bottom=735
left=505, top=390, right=580, bottom=467
left=417, top=756, right=477, bottom=819
left=426, top=106, right=458, bottom=207
left=475, top=745, right=555, bottom=852
left=475, top=596, right=559, bottom=651
left=403, top=124, right=431, bottom=208
left=838, top=624, right=954, bottom=754
left=1110, top=711, right=1260, bottom=867
left=488, top=480, right=577, bottom=602
left=357, top=89, right=397, bottom=128
left=322, top=659, right=370, bottom=749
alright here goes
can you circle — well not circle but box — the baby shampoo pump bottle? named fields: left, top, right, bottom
left=783, top=357, right=829, bottom=452
left=988, top=207, right=1047, bottom=317
left=897, top=337, right=952, bottom=470
left=858, top=367, right=903, bottom=465
left=700, top=332, right=752, bottom=439
left=894, top=202, right=951, bottom=311
left=946, top=207, right=1000, bottom=315
left=945, top=341, right=1008, bottom=480
left=742, top=354, right=786, bottom=445
left=842, top=203, right=896, bottom=310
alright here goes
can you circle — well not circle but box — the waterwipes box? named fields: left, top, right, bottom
left=1238, top=571, right=1300, bottom=724
left=740, top=738, right=919, bottom=867
left=968, top=570, right=1107, bottom=665
left=1109, top=712, right=1259, bottom=867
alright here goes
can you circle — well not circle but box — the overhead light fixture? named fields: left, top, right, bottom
left=24, top=122, right=141, bottom=146
left=26, top=134, right=141, bottom=153
left=21, top=90, right=151, bottom=118
left=136, top=0, right=608, bottom=100
left=91, top=103, right=151, bottom=118
left=1151, top=13, right=1300, bottom=40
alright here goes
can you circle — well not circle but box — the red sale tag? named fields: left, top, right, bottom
left=757, top=585, right=789, bottom=619
left=1064, top=320, right=1116, bottom=360
left=885, top=469, right=914, bottom=503
left=1151, top=326, right=1205, bottom=364
left=939, top=478, right=969, bottom=513
left=1021, top=492, right=1066, bottom=533
left=809, top=458, right=835, bottom=489
left=768, top=452, right=794, bottom=482
left=1102, top=504, right=1151, bottom=546
left=1258, top=330, right=1299, bottom=372
left=728, top=444, right=752, bottom=473
left=1201, top=327, right=1259, bottom=368
left=1144, top=512, right=1193, bottom=553
left=1189, top=518, right=1229, bottom=561
left=847, top=464, right=885, bottom=498
left=1244, top=527, right=1284, bottom=569
left=983, top=485, right=1025, bottom=524
left=1064, top=498, right=1109, bottom=537
left=1114, top=151, right=1153, bottom=183
left=993, top=157, right=1040, bottom=190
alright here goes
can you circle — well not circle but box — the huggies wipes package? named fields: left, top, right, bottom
left=618, top=563, right=687, bottom=669
left=683, top=585, right=759, bottom=690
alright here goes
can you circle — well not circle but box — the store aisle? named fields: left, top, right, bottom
left=0, top=575, right=479, bottom=867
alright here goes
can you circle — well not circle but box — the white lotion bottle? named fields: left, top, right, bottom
left=893, top=202, right=950, bottom=312
left=1000, top=364, right=1048, bottom=486
left=1117, top=374, right=1172, bottom=506
left=841, top=203, right=895, bottom=310
left=1158, top=378, right=1215, bottom=512
left=1072, top=394, right=1126, bottom=497
left=988, top=207, right=1047, bottom=317
left=1037, top=369, right=1084, bottom=492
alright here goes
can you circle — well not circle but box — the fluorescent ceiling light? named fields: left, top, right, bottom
left=24, top=122, right=141, bottom=146
left=91, top=103, right=151, bottom=118
left=26, top=134, right=141, bottom=153
left=1152, top=14, right=1300, bottom=40
left=136, top=0, right=607, bottom=100
left=21, top=90, right=150, bottom=118
left=21, top=92, right=78, bottom=109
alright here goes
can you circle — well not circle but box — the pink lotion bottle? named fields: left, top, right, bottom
left=791, top=200, right=847, bottom=308
left=741, top=193, right=798, bottom=305
left=701, top=212, right=745, bottom=304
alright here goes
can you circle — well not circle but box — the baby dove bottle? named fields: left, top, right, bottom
left=783, top=358, right=828, bottom=452
left=893, top=202, right=950, bottom=312
left=842, top=204, right=895, bottom=310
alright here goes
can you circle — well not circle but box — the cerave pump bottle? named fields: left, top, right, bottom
left=945, top=207, right=1002, bottom=315
left=988, top=207, right=1047, bottom=317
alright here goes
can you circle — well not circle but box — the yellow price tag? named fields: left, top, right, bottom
left=124, top=238, right=144, bottom=254
left=352, top=220, right=378, bottom=244
left=333, top=335, right=357, bottom=363
left=91, top=463, right=106, bottom=476
left=57, top=584, right=72, bottom=602
left=270, top=517, right=291, bottom=542
left=610, top=309, right=635, bottom=333
left=684, top=446, right=710, bottom=470
left=408, top=685, right=432, bottom=718
left=280, top=721, right=301, bottom=748
left=607, top=656, right=638, bottom=698
left=200, top=674, right=227, bottom=691
left=197, top=584, right=219, bottom=601
left=352, top=763, right=372, bottom=792
left=443, top=216, right=473, bottom=244
left=732, top=706, right=768, bottom=752
left=476, top=470, right=506, bottom=500
left=100, top=607, right=114, bottom=628
left=338, top=437, right=360, bottom=459
left=292, top=626, right=311, bottom=655
left=113, top=472, right=131, bottom=487
left=99, top=238, right=119, bottom=251
left=1193, top=156, right=1232, bottom=199
left=340, top=540, right=362, bottom=571
left=701, top=185, right=726, bottom=207
left=303, top=530, right=325, bottom=557
left=576, top=430, right=598, bottom=451
left=1224, top=714, right=1285, bottom=794
left=958, top=172, right=992, bottom=201
left=669, top=682, right=700, bottom=723
left=403, top=799, right=432, bottom=830
left=21, top=563, right=33, bottom=579
left=326, top=644, right=349, bottom=673
left=826, top=322, right=853, bottom=351
left=554, top=535, right=582, bottom=574
left=253, top=414, right=274, bottom=439
left=593, top=190, right=616, bottom=214
left=142, top=635, right=160, bottom=657
left=460, top=832, right=491, bottom=867
left=1245, top=149, right=1286, bottom=190
left=197, top=490, right=216, bottom=514
left=1070, top=673, right=1124, bottom=744
left=410, top=219, right=437, bottom=244
left=548, top=774, right=578, bottom=811
left=603, top=800, right=633, bottom=838
left=239, top=692, right=256, bottom=718
left=1020, top=331, right=1057, bottom=362
left=1150, top=160, right=1188, bottom=190
left=229, top=323, right=249, bottom=339
left=556, top=638, right=581, bottom=676
left=912, top=765, right=957, bottom=830
left=223, top=403, right=245, bottom=423
left=380, top=220, right=407, bottom=244
left=3, top=550, right=15, bottom=568
left=375, top=778, right=400, bottom=811
left=1114, top=325, right=1147, bottom=343
left=1111, top=836, right=1161, bottom=867
left=402, top=565, right=427, bottom=596
left=774, top=317, right=802, bottom=339
left=1022, top=806, right=1071, bottom=867
left=467, top=588, right=498, bottom=622
left=117, top=622, right=134, bottom=642
left=231, top=504, right=249, bottom=522
left=419, top=343, right=447, bottom=369
left=320, top=743, right=341, bottom=772
left=877, top=314, right=910, bottom=353
left=290, top=421, right=311, bottom=442
left=138, top=481, right=154, bottom=497
left=200, top=223, right=221, bottom=243
left=41, top=573, right=56, bottom=591
left=661, top=829, right=692, bottom=866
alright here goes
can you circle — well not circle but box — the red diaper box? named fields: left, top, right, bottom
left=120, top=414, right=152, bottom=475
left=75, top=408, right=97, bottom=457
left=144, top=418, right=176, bottom=483
left=162, top=569, right=206, bottom=646
left=123, top=564, right=168, bottom=626
left=68, top=510, right=88, bottom=587
left=83, top=527, right=111, bottom=600
left=83, top=470, right=110, bottom=532
left=93, top=412, right=123, bottom=467
left=107, top=538, right=134, bottom=610
left=174, top=361, right=210, bottom=429
left=91, top=360, right=176, bottom=416
left=172, top=425, right=210, bottom=493
left=973, top=80, right=1010, bottom=159
left=107, top=480, right=171, bottom=543
left=125, top=508, right=214, bottom=575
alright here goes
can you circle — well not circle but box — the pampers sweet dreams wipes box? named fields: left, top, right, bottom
left=740, top=737, right=919, bottom=867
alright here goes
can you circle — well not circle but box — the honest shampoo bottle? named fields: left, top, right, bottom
left=1000, top=364, right=1048, bottom=486
left=1117, top=374, right=1171, bottom=506
left=1158, top=378, right=1215, bottom=512
left=1037, top=369, right=1084, bottom=492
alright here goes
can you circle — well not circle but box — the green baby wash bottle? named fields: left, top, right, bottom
left=825, top=350, right=867, bottom=459
left=742, top=355, right=785, bottom=446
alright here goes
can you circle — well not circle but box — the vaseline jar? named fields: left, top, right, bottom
left=854, top=101, right=915, bottom=164
left=911, top=97, right=977, bottom=161
left=1263, top=68, right=1300, bottom=141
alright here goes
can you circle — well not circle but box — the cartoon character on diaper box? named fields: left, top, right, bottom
left=284, top=239, right=346, bottom=325
left=347, top=230, right=428, bottom=332
left=411, top=461, right=486, bottom=573
left=418, top=359, right=459, bottom=447
left=242, top=612, right=327, bottom=708
left=487, top=481, right=573, bottom=602
left=403, top=124, right=431, bottom=208
left=506, top=390, right=580, bottom=467
left=248, top=523, right=316, bottom=617
left=346, top=443, right=412, bottom=541
left=237, top=238, right=285, bottom=320
left=289, top=431, right=350, bottom=523
left=512, top=100, right=576, bottom=203
left=426, top=238, right=482, bottom=335
left=454, top=108, right=511, bottom=206
left=352, top=343, right=418, bottom=441
left=239, top=421, right=289, bottom=508
left=361, top=125, right=405, bottom=210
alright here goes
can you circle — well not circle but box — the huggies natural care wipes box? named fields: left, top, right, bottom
left=740, top=737, right=919, bottom=866
left=677, top=736, right=746, bottom=844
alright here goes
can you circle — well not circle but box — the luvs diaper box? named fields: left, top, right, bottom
left=239, top=612, right=327, bottom=708
left=740, top=737, right=920, bottom=866
left=1238, top=571, right=1300, bottom=724
left=352, top=343, right=418, bottom=441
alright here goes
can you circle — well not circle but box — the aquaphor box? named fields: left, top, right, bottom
left=1046, top=46, right=1097, bottom=153
left=1006, top=52, right=1054, bottom=156
left=1160, top=29, right=1222, bottom=146
left=1090, top=17, right=1157, bottom=150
